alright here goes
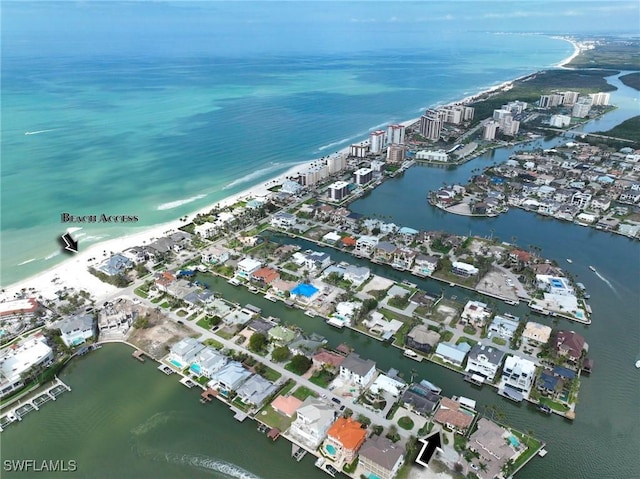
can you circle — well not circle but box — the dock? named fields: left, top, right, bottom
left=200, top=389, right=217, bottom=403
left=132, top=350, right=146, bottom=362
left=291, top=444, right=307, bottom=462
left=538, top=448, right=548, bottom=457
left=179, top=376, right=196, bottom=388
left=0, top=377, right=72, bottom=432
left=157, top=364, right=174, bottom=375
left=463, top=373, right=485, bottom=386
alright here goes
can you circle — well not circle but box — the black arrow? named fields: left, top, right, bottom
left=61, top=233, right=79, bottom=253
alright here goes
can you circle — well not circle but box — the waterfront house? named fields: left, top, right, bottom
left=461, top=300, right=491, bottom=328
left=251, top=267, right=280, bottom=286
left=391, top=247, right=417, bottom=270
left=208, top=361, right=252, bottom=393
left=465, top=344, right=505, bottom=382
left=98, top=254, right=132, bottom=277
left=354, top=235, right=379, bottom=257
left=57, top=314, right=95, bottom=348
left=359, top=435, right=405, bottom=479
left=433, top=397, right=475, bottom=435
left=122, top=246, right=147, bottom=264
left=555, top=330, right=586, bottom=363
left=271, top=395, right=303, bottom=418
left=339, top=353, right=376, bottom=387
left=343, top=265, right=370, bottom=286
left=192, top=347, right=227, bottom=378
left=270, top=211, right=297, bottom=230
left=368, top=374, right=406, bottom=398
left=322, top=417, right=367, bottom=464
left=487, top=315, right=520, bottom=341
left=155, top=271, right=177, bottom=292
left=289, top=335, right=326, bottom=357
left=236, top=257, right=262, bottom=278
left=413, top=254, right=439, bottom=276
left=536, top=370, right=564, bottom=399
left=522, top=321, right=552, bottom=345
left=552, top=365, right=577, bottom=382
left=289, top=397, right=336, bottom=449
left=332, top=301, right=362, bottom=326
left=201, top=245, right=231, bottom=265
left=398, top=226, right=419, bottom=244
left=401, top=383, right=441, bottom=416
left=468, top=418, right=515, bottom=471
left=312, top=349, right=345, bottom=371
left=270, top=279, right=297, bottom=297
left=268, top=325, right=298, bottom=347
left=500, top=356, right=536, bottom=398
left=0, top=333, right=54, bottom=398
left=373, top=241, right=397, bottom=263
left=406, top=325, right=440, bottom=354
left=451, top=261, right=479, bottom=277
left=303, top=251, right=332, bottom=271
left=236, top=374, right=277, bottom=408
left=363, top=312, right=402, bottom=340
left=433, top=342, right=470, bottom=368
left=169, top=337, right=205, bottom=368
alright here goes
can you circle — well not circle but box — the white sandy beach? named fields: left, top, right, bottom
left=2, top=37, right=583, bottom=305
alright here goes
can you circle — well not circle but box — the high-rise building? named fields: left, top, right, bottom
left=354, top=167, right=374, bottom=186
left=492, top=109, right=512, bottom=122
left=386, top=124, right=405, bottom=145
left=539, top=94, right=564, bottom=109
left=589, top=92, right=610, bottom=106
left=501, top=117, right=520, bottom=136
left=419, top=110, right=442, bottom=141
left=327, top=154, right=346, bottom=174
left=572, top=98, right=592, bottom=118
left=503, top=101, right=528, bottom=115
left=327, top=181, right=350, bottom=201
left=300, top=163, right=328, bottom=186
left=549, top=115, right=571, bottom=128
left=482, top=120, right=499, bottom=141
left=561, top=91, right=579, bottom=106
left=349, top=143, right=368, bottom=158
left=369, top=130, right=386, bottom=154
left=386, top=144, right=405, bottom=164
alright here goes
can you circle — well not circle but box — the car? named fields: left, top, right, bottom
left=177, top=320, right=184, bottom=325
left=321, top=394, right=327, bottom=399
left=331, top=397, right=341, bottom=405
left=470, top=463, right=479, bottom=471
left=339, top=405, right=345, bottom=411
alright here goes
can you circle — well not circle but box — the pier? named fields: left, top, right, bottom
left=132, top=350, right=146, bottom=362
left=0, top=377, right=71, bottom=432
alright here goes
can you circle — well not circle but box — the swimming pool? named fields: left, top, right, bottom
left=190, top=364, right=201, bottom=374
left=170, top=359, right=183, bottom=368
left=325, top=444, right=337, bottom=456
left=508, top=435, right=521, bottom=448
left=291, top=283, right=319, bottom=298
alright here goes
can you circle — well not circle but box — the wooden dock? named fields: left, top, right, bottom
left=132, top=350, right=146, bottom=362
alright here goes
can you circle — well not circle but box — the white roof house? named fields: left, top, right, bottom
left=236, top=375, right=277, bottom=408
left=339, top=353, right=377, bottom=387
left=289, top=397, right=336, bottom=449
left=487, top=315, right=520, bottom=340
left=169, top=337, right=205, bottom=367
left=461, top=300, right=491, bottom=327
left=343, top=265, right=370, bottom=286
left=192, top=347, right=227, bottom=378
left=500, top=356, right=536, bottom=397
left=368, top=374, right=406, bottom=398
left=58, top=314, right=95, bottom=348
left=0, top=334, right=54, bottom=397
left=465, top=344, right=505, bottom=381
left=208, top=361, right=252, bottom=392
left=452, top=261, right=479, bottom=277
left=522, top=322, right=552, bottom=345
left=236, top=257, right=262, bottom=278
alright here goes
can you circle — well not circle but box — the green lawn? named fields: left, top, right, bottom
left=261, top=366, right=282, bottom=382
left=176, top=309, right=188, bottom=317
left=511, top=430, right=542, bottom=472
left=455, top=336, right=477, bottom=347
left=257, top=404, right=294, bottom=432
left=292, top=386, right=317, bottom=401
left=440, top=330, right=454, bottom=342
left=215, top=329, right=235, bottom=340
left=397, top=416, right=415, bottom=430
left=197, top=317, right=212, bottom=330
left=539, top=397, right=570, bottom=412
left=203, top=338, right=224, bottom=350
left=159, top=302, right=170, bottom=308
left=491, top=337, right=507, bottom=346
left=150, top=296, right=163, bottom=304
left=454, top=434, right=468, bottom=452
left=134, top=288, right=148, bottom=298
left=309, top=369, right=335, bottom=388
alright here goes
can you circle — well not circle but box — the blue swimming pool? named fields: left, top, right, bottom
left=190, top=364, right=201, bottom=374
left=291, top=283, right=319, bottom=298
left=325, top=444, right=337, bottom=456
left=508, top=435, right=520, bottom=448
left=170, top=359, right=183, bottom=368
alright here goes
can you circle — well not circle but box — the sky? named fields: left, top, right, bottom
left=2, top=1, right=639, bottom=58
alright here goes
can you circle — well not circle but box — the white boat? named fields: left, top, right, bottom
left=403, top=349, right=421, bottom=361
left=635, top=360, right=640, bottom=369
left=589, top=266, right=596, bottom=272
left=566, top=259, right=573, bottom=264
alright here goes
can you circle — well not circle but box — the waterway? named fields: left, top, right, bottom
left=1, top=73, right=638, bottom=478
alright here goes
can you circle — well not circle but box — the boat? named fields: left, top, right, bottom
left=635, top=359, right=640, bottom=369
left=537, top=404, right=552, bottom=415
left=304, top=310, right=316, bottom=318
left=227, top=278, right=241, bottom=286
left=403, top=349, right=422, bottom=361
left=589, top=266, right=596, bottom=272
left=504, top=299, right=519, bottom=306
left=566, top=259, right=573, bottom=264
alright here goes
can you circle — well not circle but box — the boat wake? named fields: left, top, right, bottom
left=44, top=250, right=61, bottom=260
left=594, top=271, right=620, bottom=296
left=25, top=129, right=58, bottom=135
left=165, top=453, right=264, bottom=479
left=157, top=194, right=207, bottom=211
left=222, top=163, right=285, bottom=190
left=317, top=137, right=356, bottom=152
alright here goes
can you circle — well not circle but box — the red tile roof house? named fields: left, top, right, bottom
left=251, top=267, right=280, bottom=286
left=312, top=349, right=345, bottom=371
left=555, top=330, right=587, bottom=364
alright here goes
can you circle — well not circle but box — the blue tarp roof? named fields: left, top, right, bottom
left=552, top=365, right=576, bottom=379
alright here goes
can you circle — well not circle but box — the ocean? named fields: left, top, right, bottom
left=0, top=0, right=584, bottom=287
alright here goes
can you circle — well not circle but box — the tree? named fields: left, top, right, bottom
left=248, top=332, right=268, bottom=352
left=287, top=354, right=312, bottom=375
left=271, top=346, right=291, bottom=362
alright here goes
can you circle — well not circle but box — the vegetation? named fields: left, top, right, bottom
left=248, top=332, right=268, bottom=353
left=397, top=416, right=415, bottom=430
left=285, top=354, right=312, bottom=375
left=271, top=346, right=291, bottom=362
left=292, top=386, right=317, bottom=401
left=620, top=72, right=640, bottom=91
left=595, top=115, right=640, bottom=144
left=388, top=294, right=410, bottom=309
left=88, top=267, right=131, bottom=287
left=491, top=337, right=507, bottom=346
left=203, top=338, right=223, bottom=350
left=567, top=40, right=640, bottom=70
left=343, top=458, right=359, bottom=474
left=309, top=368, right=335, bottom=388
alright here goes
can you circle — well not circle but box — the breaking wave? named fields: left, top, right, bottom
left=166, top=453, right=264, bottom=479
left=222, top=163, right=285, bottom=190
left=18, top=258, right=37, bottom=266
left=157, top=194, right=207, bottom=211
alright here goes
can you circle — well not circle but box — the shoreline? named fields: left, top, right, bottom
left=2, top=38, right=580, bottom=301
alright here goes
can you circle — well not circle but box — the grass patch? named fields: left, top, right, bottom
left=197, top=317, right=213, bottom=330
left=261, top=366, right=282, bottom=382
left=134, top=288, right=148, bottom=298
left=397, top=416, right=415, bottom=430
left=215, top=329, right=236, bottom=340
left=176, top=309, right=188, bottom=317
left=463, top=325, right=477, bottom=335
left=292, top=386, right=317, bottom=401
left=440, top=330, right=454, bottom=342
left=454, top=434, right=468, bottom=452
left=258, top=404, right=295, bottom=431
left=491, top=337, right=507, bottom=346
left=159, top=302, right=170, bottom=308
left=429, top=355, right=464, bottom=372
left=539, top=397, right=570, bottom=412
left=309, top=369, right=335, bottom=388
left=203, top=338, right=224, bottom=350
left=511, top=430, right=543, bottom=472
left=455, top=336, right=477, bottom=347
left=278, top=380, right=296, bottom=396
left=150, top=296, right=163, bottom=304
